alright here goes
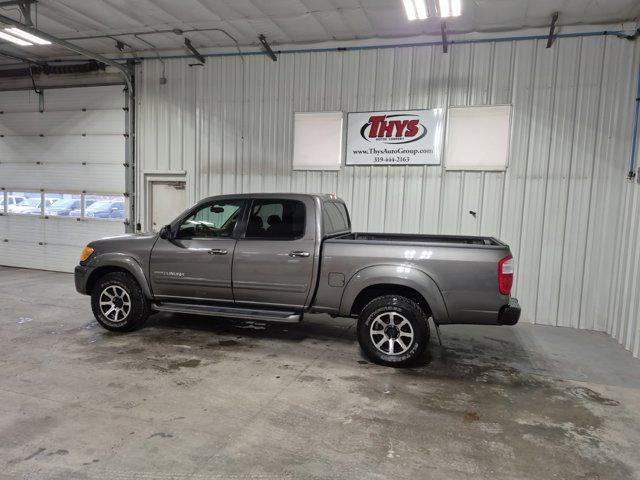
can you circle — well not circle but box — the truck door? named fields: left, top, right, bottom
left=232, top=198, right=315, bottom=309
left=149, top=199, right=244, bottom=302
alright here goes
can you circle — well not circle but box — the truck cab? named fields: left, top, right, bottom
left=150, top=194, right=331, bottom=310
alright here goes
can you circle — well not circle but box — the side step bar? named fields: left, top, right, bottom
left=152, top=302, right=302, bottom=323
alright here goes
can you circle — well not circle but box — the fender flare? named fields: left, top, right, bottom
left=87, top=253, right=153, bottom=299
left=339, top=264, right=450, bottom=324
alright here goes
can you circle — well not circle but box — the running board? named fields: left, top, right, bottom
left=152, top=302, right=302, bottom=323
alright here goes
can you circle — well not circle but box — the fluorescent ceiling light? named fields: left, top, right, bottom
left=414, top=0, right=428, bottom=19
left=402, top=0, right=417, bottom=20
left=0, top=31, right=32, bottom=46
left=5, top=27, right=51, bottom=45
left=440, top=0, right=450, bottom=17
left=403, top=0, right=428, bottom=20
left=438, top=0, right=462, bottom=18
left=451, top=0, right=461, bottom=16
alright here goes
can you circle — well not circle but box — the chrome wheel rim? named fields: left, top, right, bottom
left=99, top=285, right=131, bottom=323
left=370, top=312, right=414, bottom=356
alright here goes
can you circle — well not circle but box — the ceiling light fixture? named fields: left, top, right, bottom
left=440, top=0, right=450, bottom=17
left=438, top=0, right=462, bottom=18
left=0, top=31, right=32, bottom=46
left=402, top=0, right=417, bottom=20
left=403, top=0, right=428, bottom=20
left=5, top=27, right=51, bottom=45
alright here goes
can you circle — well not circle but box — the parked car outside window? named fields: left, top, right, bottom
left=46, top=198, right=93, bottom=216
left=0, top=195, right=26, bottom=210
left=10, top=197, right=57, bottom=215
left=70, top=200, right=124, bottom=219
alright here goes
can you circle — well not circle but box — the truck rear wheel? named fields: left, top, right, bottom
left=357, top=295, right=429, bottom=367
left=91, top=271, right=150, bottom=332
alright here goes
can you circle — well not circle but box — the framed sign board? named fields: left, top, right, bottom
left=445, top=105, right=512, bottom=171
left=293, top=112, right=343, bottom=170
left=345, top=109, right=444, bottom=166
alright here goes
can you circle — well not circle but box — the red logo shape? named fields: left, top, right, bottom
left=360, top=114, right=427, bottom=144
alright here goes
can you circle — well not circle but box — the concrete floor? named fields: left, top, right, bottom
left=2, top=266, right=640, bottom=480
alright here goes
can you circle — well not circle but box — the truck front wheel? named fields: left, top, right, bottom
left=91, top=271, right=150, bottom=332
left=357, top=295, right=430, bottom=367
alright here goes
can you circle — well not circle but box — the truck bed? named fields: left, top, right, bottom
left=316, top=231, right=513, bottom=324
left=334, top=232, right=503, bottom=246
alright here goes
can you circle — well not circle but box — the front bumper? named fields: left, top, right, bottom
left=498, top=297, right=521, bottom=325
left=74, top=264, right=91, bottom=295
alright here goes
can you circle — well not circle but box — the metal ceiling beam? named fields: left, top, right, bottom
left=0, top=12, right=132, bottom=90
left=0, top=0, right=34, bottom=6
left=546, top=12, right=559, bottom=48
left=184, top=37, right=205, bottom=63
left=258, top=34, right=277, bottom=61
left=0, top=48, right=46, bottom=66
left=441, top=22, right=448, bottom=54
left=0, top=0, right=36, bottom=27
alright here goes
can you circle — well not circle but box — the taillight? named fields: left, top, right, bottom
left=498, top=255, right=513, bottom=295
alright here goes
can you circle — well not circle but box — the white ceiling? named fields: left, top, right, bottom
left=0, top=0, right=639, bottom=64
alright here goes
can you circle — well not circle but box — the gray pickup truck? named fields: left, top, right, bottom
left=75, top=193, right=520, bottom=366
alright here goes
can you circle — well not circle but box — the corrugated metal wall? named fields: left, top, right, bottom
left=135, top=34, right=640, bottom=356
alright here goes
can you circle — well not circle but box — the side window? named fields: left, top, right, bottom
left=322, top=201, right=350, bottom=236
left=176, top=200, right=243, bottom=239
left=246, top=200, right=305, bottom=240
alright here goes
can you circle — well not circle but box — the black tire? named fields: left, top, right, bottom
left=357, top=295, right=430, bottom=367
left=90, top=271, right=150, bottom=332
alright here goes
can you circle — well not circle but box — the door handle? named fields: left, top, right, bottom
left=208, top=248, right=228, bottom=255
left=289, top=250, right=310, bottom=258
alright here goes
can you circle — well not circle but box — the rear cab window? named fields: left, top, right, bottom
left=245, top=199, right=306, bottom=240
left=322, top=201, right=350, bottom=236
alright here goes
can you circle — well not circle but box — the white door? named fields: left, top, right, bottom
left=150, top=181, right=187, bottom=232
left=0, top=85, right=127, bottom=272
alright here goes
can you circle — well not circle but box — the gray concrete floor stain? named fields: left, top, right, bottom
left=1, top=267, right=640, bottom=480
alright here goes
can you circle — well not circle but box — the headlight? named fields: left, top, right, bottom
left=80, top=246, right=94, bottom=262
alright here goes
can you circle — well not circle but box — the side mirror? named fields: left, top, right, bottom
left=159, top=225, right=172, bottom=239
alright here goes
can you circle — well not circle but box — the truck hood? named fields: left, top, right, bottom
left=88, top=233, right=158, bottom=252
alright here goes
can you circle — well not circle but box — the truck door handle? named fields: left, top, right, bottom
left=208, top=248, right=228, bottom=255
left=289, top=250, right=310, bottom=258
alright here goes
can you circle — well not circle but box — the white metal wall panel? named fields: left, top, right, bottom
left=0, top=85, right=125, bottom=112
left=136, top=35, right=640, bottom=357
left=0, top=85, right=126, bottom=272
left=0, top=110, right=124, bottom=136
left=0, top=135, right=125, bottom=164
left=0, top=216, right=123, bottom=272
left=0, top=164, right=124, bottom=193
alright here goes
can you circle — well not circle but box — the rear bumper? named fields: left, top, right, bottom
left=74, top=264, right=91, bottom=295
left=498, top=297, right=521, bottom=325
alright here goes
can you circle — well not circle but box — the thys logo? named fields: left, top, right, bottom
left=360, top=114, right=427, bottom=144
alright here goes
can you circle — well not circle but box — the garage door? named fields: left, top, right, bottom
left=0, top=85, right=127, bottom=273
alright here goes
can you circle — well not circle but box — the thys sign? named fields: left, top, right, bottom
left=346, top=109, right=444, bottom=165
